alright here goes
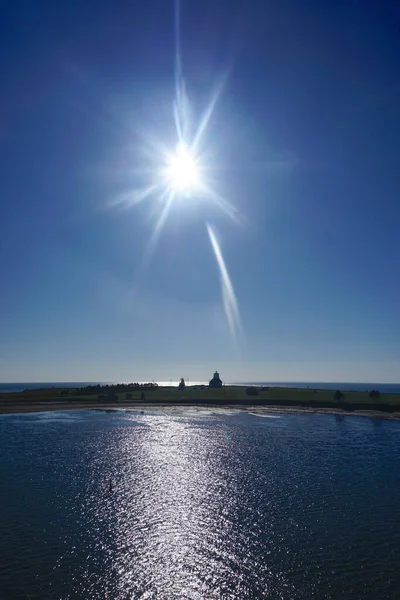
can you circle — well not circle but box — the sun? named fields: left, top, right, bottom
left=164, top=143, right=201, bottom=194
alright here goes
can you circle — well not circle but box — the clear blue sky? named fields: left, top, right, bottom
left=1, top=0, right=399, bottom=383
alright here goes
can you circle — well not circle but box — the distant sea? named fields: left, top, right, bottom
left=1, top=381, right=400, bottom=394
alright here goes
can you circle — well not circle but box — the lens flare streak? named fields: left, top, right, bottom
left=191, top=76, right=227, bottom=154
left=174, top=0, right=189, bottom=145
left=142, top=189, right=175, bottom=267
left=207, top=223, right=241, bottom=339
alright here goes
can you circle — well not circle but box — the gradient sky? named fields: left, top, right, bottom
left=1, top=0, right=399, bottom=383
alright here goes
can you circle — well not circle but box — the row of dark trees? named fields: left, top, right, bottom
left=76, top=382, right=158, bottom=395
left=245, top=387, right=382, bottom=400
left=335, top=389, right=381, bottom=401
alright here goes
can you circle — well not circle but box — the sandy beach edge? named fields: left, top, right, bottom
left=1, top=402, right=400, bottom=420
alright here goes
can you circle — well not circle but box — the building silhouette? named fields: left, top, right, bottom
left=209, top=371, right=223, bottom=388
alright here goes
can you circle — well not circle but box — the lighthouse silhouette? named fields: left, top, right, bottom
left=209, top=371, right=222, bottom=388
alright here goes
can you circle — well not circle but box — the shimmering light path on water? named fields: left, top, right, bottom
left=1, top=409, right=400, bottom=599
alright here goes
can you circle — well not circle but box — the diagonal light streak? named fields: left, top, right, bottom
left=191, top=75, right=227, bottom=154
left=206, top=223, right=241, bottom=338
left=142, top=189, right=176, bottom=268
left=109, top=183, right=162, bottom=210
left=199, top=183, right=243, bottom=224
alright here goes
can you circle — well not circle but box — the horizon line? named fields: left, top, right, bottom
left=1, top=379, right=400, bottom=386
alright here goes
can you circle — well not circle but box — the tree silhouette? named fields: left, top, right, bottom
left=246, top=386, right=259, bottom=396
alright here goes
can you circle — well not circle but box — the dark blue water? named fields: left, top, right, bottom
left=1, top=381, right=400, bottom=393
left=1, top=408, right=399, bottom=599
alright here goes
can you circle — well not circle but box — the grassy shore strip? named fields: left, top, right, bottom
left=0, top=385, right=400, bottom=418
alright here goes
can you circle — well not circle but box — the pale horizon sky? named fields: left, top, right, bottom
left=1, top=0, right=399, bottom=384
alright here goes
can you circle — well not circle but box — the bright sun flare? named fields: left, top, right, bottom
left=164, top=143, right=201, bottom=194
left=111, top=0, right=242, bottom=339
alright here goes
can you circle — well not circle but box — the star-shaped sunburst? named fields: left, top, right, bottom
left=111, top=0, right=242, bottom=339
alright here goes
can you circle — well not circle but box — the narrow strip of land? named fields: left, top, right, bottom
left=1, top=385, right=399, bottom=419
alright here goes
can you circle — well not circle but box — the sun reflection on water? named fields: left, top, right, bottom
left=82, top=413, right=293, bottom=599
left=110, top=417, right=237, bottom=597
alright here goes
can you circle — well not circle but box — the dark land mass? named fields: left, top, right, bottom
left=1, top=384, right=400, bottom=419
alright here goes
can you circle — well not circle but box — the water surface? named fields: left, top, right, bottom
left=1, top=408, right=399, bottom=599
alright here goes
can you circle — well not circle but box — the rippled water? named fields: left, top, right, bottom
left=1, top=409, right=399, bottom=599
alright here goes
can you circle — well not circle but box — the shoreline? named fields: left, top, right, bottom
left=1, top=401, right=400, bottom=420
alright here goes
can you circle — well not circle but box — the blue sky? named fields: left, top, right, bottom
left=1, top=0, right=399, bottom=383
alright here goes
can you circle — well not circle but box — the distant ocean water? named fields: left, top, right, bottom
left=1, top=381, right=400, bottom=394
left=0, top=382, right=108, bottom=394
